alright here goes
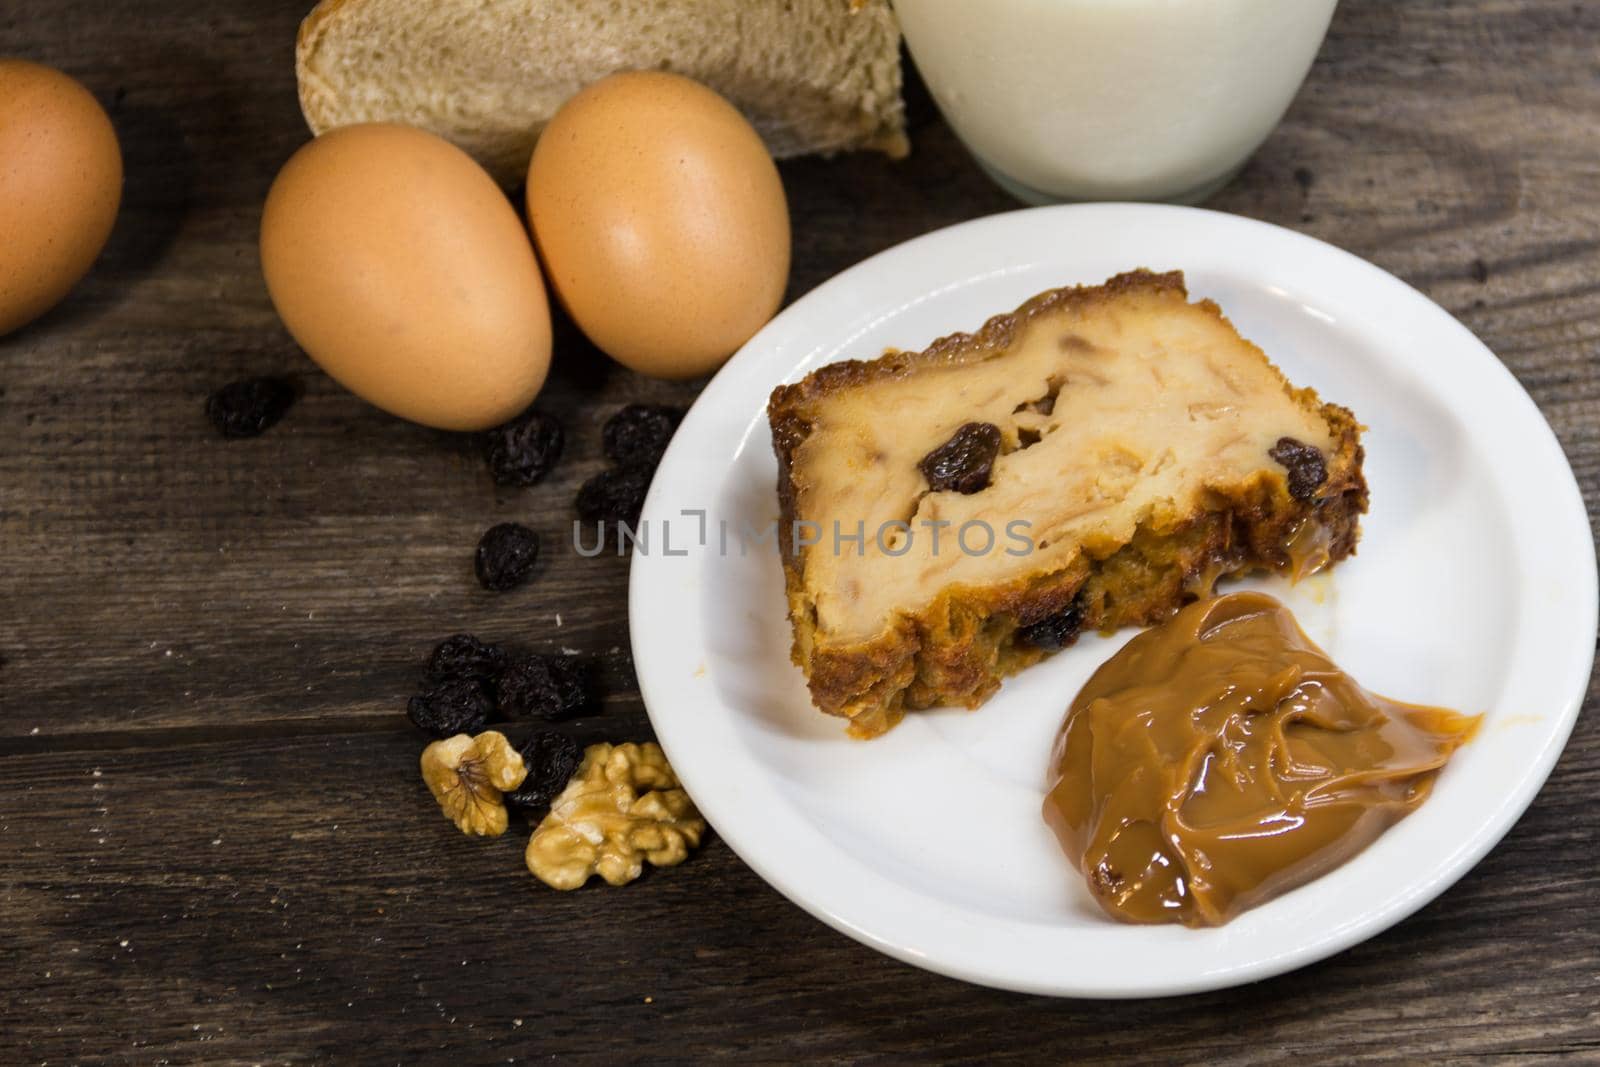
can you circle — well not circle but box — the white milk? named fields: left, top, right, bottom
left=893, top=0, right=1339, bottom=203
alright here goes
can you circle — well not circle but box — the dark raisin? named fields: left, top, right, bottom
left=1268, top=437, right=1328, bottom=502
left=499, top=654, right=589, bottom=721
left=602, top=404, right=683, bottom=469
left=1017, top=599, right=1085, bottom=651
left=205, top=377, right=295, bottom=439
left=918, top=422, right=1003, bottom=494
left=475, top=522, right=540, bottom=591
left=406, top=677, right=493, bottom=738
left=426, top=634, right=506, bottom=683
left=505, top=730, right=583, bottom=811
left=484, top=409, right=563, bottom=486
left=576, top=466, right=652, bottom=529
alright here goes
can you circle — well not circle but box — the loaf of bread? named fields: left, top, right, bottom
left=296, top=0, right=909, bottom=187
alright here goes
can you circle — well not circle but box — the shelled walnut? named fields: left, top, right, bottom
left=526, top=742, right=706, bottom=889
left=420, top=731, right=527, bottom=837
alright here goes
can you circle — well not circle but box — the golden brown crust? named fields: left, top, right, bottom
left=295, top=0, right=351, bottom=135
left=768, top=271, right=1368, bottom=738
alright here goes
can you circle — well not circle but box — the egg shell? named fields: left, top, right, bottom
left=526, top=71, right=790, bottom=380
left=0, top=59, right=122, bottom=336
left=260, top=123, right=551, bottom=431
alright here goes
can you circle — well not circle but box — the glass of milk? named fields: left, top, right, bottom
left=893, top=0, right=1339, bottom=204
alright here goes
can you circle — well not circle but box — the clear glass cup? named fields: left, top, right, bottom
left=893, top=0, right=1339, bottom=204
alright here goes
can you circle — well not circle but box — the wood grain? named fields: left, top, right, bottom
left=2, top=0, right=1598, bottom=1061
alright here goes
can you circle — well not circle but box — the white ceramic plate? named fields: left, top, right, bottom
left=628, top=204, right=1597, bottom=997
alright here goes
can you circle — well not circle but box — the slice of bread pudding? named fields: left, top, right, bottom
left=767, top=270, right=1366, bottom=737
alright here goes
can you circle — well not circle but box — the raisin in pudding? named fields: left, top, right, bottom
left=766, top=270, right=1367, bottom=737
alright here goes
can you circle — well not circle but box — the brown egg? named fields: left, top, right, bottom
left=261, top=123, right=551, bottom=431
left=0, top=60, right=122, bottom=336
left=527, top=72, right=790, bottom=380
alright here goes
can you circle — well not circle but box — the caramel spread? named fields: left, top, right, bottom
left=1044, top=592, right=1478, bottom=927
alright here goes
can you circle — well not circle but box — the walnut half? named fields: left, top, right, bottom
left=526, top=742, right=706, bottom=890
left=421, top=731, right=527, bottom=837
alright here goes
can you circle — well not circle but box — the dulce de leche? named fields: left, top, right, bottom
left=1043, top=592, right=1478, bottom=927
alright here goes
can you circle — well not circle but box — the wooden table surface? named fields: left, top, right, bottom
left=4, top=1, right=1599, bottom=1062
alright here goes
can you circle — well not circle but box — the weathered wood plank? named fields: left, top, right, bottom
left=1, top=718, right=1597, bottom=1063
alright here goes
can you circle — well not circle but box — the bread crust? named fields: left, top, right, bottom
left=768, top=270, right=1368, bottom=738
left=295, top=0, right=353, bottom=138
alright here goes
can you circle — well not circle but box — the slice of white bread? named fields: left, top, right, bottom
left=296, top=0, right=909, bottom=187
